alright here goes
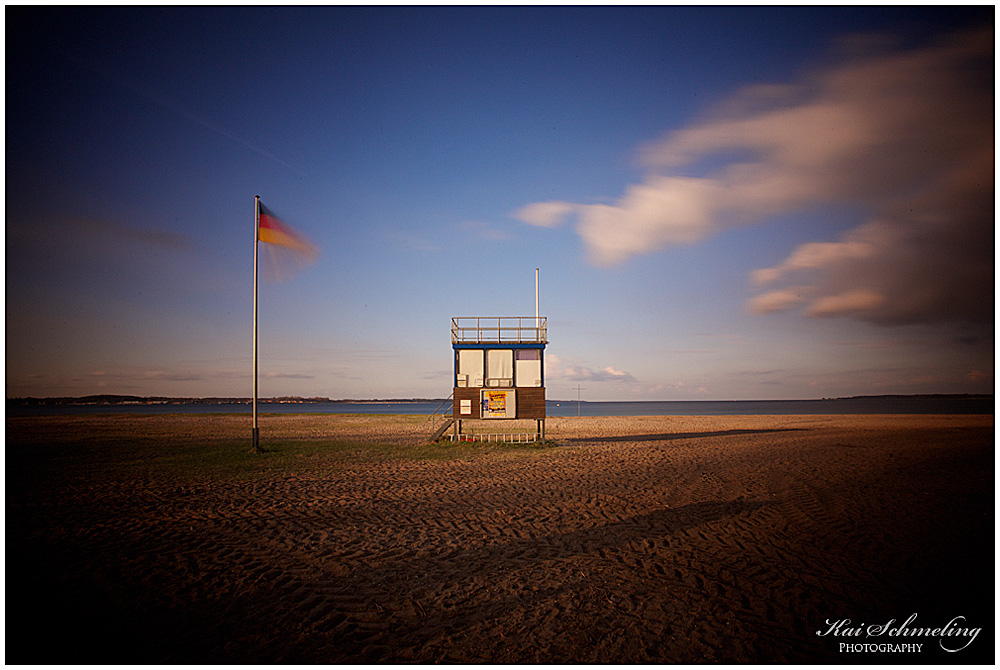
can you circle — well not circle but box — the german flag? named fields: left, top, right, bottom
left=258, top=203, right=317, bottom=260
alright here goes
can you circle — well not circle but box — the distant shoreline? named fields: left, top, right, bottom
left=5, top=395, right=445, bottom=406
left=6, top=393, right=993, bottom=407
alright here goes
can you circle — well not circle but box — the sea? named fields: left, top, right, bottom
left=7, top=396, right=993, bottom=418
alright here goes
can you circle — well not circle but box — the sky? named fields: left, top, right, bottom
left=6, top=6, right=994, bottom=401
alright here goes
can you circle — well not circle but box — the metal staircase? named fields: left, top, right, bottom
left=429, top=418, right=455, bottom=442
left=427, top=393, right=454, bottom=442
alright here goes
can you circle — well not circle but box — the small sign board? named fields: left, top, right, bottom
left=481, top=389, right=516, bottom=419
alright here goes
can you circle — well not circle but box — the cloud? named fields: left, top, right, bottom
left=383, top=229, right=440, bottom=252
left=87, top=370, right=207, bottom=383
left=747, top=288, right=808, bottom=314
left=733, top=369, right=783, bottom=377
left=61, top=217, right=193, bottom=251
left=514, top=201, right=576, bottom=228
left=9, top=216, right=194, bottom=255
left=576, top=177, right=723, bottom=266
left=749, top=162, right=993, bottom=324
left=967, top=369, right=989, bottom=383
left=546, top=354, right=636, bottom=384
left=805, top=289, right=886, bottom=318
left=750, top=240, right=875, bottom=285
left=460, top=220, right=511, bottom=241
left=516, top=26, right=993, bottom=326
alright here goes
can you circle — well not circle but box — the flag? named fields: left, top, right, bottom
left=257, top=202, right=318, bottom=261
left=252, top=197, right=318, bottom=451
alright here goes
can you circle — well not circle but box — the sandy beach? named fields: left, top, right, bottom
left=6, top=413, right=993, bottom=663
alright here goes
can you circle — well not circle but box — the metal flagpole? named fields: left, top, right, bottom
left=535, top=268, right=539, bottom=329
left=252, top=195, right=261, bottom=452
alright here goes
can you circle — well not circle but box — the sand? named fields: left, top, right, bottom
left=6, top=413, right=993, bottom=663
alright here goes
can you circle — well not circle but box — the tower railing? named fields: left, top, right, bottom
left=451, top=317, right=547, bottom=344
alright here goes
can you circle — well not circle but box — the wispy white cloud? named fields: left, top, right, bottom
left=9, top=216, right=194, bottom=256
left=64, top=217, right=194, bottom=251
left=746, top=288, right=808, bottom=315
left=546, top=354, right=636, bottom=383
left=87, top=369, right=207, bottom=384
left=73, top=368, right=315, bottom=391
left=805, top=289, right=886, bottom=318
left=515, top=27, right=993, bottom=326
left=264, top=371, right=316, bottom=380
left=967, top=369, right=990, bottom=383
left=383, top=229, right=441, bottom=252
left=513, top=201, right=577, bottom=228
left=750, top=240, right=875, bottom=286
left=460, top=220, right=511, bottom=241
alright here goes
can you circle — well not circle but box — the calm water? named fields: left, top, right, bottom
left=7, top=396, right=992, bottom=417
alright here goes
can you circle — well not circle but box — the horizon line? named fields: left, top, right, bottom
left=7, top=393, right=993, bottom=404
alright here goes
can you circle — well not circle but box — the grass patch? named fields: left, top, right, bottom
left=7, top=414, right=562, bottom=486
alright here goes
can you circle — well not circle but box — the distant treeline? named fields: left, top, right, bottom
left=834, top=394, right=993, bottom=400
left=7, top=395, right=447, bottom=406
left=7, top=393, right=990, bottom=407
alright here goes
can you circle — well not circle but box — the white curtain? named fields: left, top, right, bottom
left=515, top=352, right=542, bottom=387
left=458, top=349, right=484, bottom=386
left=486, top=349, right=513, bottom=385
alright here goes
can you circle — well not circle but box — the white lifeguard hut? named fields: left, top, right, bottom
left=432, top=271, right=548, bottom=442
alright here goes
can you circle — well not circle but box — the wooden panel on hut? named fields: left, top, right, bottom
left=516, top=387, right=546, bottom=419
left=453, top=387, right=482, bottom=418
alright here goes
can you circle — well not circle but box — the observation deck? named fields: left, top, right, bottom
left=451, top=316, right=548, bottom=345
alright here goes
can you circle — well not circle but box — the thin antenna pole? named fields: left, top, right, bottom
left=535, top=268, right=539, bottom=330
left=252, top=195, right=261, bottom=451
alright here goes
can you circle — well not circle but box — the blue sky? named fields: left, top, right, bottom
left=6, top=6, right=993, bottom=401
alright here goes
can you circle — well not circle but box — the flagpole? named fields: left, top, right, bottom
left=535, top=268, right=539, bottom=330
left=252, top=195, right=261, bottom=452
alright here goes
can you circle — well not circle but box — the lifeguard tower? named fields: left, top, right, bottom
left=441, top=315, right=548, bottom=442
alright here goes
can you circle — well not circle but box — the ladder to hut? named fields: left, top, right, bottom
left=428, top=393, right=454, bottom=441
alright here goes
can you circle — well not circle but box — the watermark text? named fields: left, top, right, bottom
left=816, top=614, right=981, bottom=653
